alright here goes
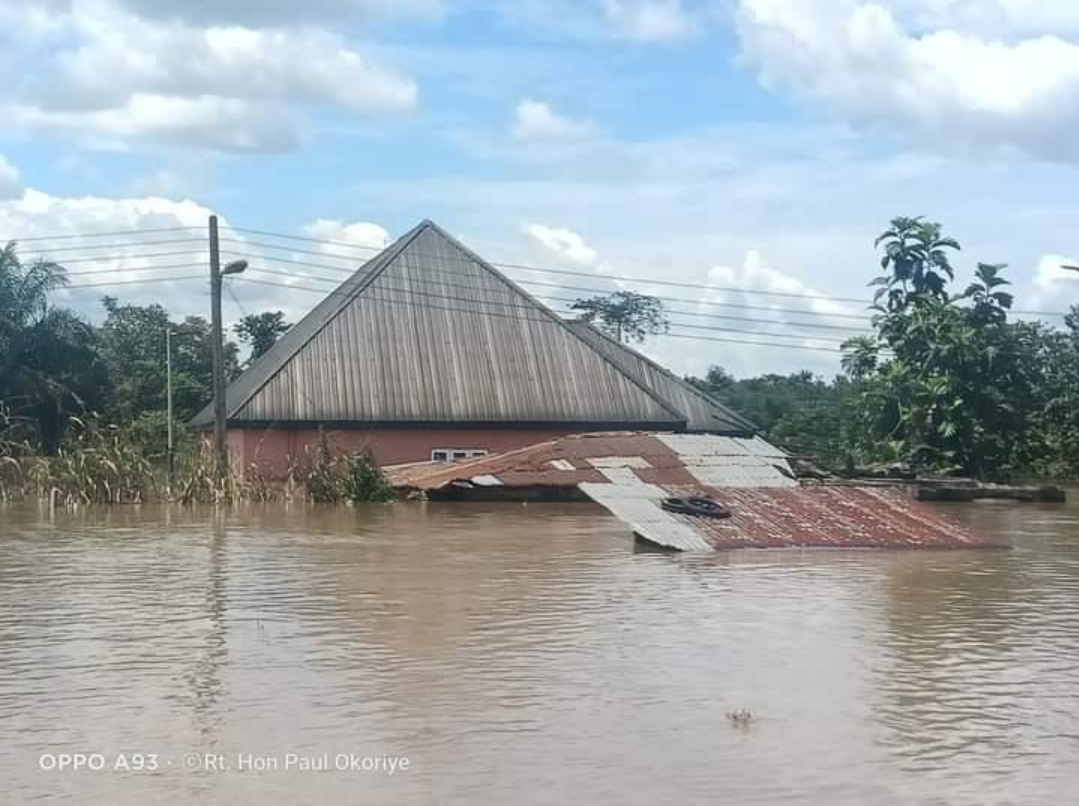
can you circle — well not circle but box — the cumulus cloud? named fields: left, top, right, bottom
left=0, top=154, right=19, bottom=198
left=0, top=187, right=219, bottom=317
left=2, top=0, right=417, bottom=152
left=512, top=99, right=596, bottom=142
left=736, top=0, right=1079, bottom=160
left=15, top=95, right=299, bottom=154
left=525, top=223, right=600, bottom=266
left=601, top=0, right=696, bottom=42
left=303, top=219, right=390, bottom=259
left=1022, top=253, right=1079, bottom=311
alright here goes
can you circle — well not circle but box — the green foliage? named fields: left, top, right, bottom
left=22, top=419, right=155, bottom=505
left=234, top=311, right=291, bottom=365
left=0, top=243, right=109, bottom=453
left=301, top=430, right=347, bottom=504
left=690, top=368, right=861, bottom=469
left=98, top=296, right=239, bottom=423
left=571, top=291, right=670, bottom=343
left=846, top=217, right=1075, bottom=480
left=344, top=449, right=396, bottom=503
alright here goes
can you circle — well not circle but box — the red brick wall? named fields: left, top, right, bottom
left=232, top=427, right=574, bottom=478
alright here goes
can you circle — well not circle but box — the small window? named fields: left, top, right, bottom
left=431, top=448, right=488, bottom=463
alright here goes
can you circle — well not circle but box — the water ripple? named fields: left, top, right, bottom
left=0, top=500, right=1077, bottom=805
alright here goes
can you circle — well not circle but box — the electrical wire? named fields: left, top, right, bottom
left=220, top=247, right=880, bottom=324
left=239, top=266, right=868, bottom=340
left=21, top=237, right=208, bottom=255
left=65, top=262, right=209, bottom=278
left=63, top=275, right=206, bottom=290
left=56, top=250, right=206, bottom=267
left=232, top=276, right=851, bottom=352
left=6, top=225, right=203, bottom=242
left=226, top=227, right=1074, bottom=319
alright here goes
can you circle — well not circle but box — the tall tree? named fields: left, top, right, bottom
left=234, top=311, right=291, bottom=364
left=844, top=217, right=1034, bottom=479
left=97, top=297, right=239, bottom=423
left=0, top=243, right=107, bottom=453
left=571, top=291, right=669, bottom=343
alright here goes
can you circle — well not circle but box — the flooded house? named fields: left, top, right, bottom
left=192, top=219, right=755, bottom=477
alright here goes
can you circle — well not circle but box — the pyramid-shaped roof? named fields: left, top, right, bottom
left=193, top=220, right=687, bottom=429
left=565, top=321, right=757, bottom=434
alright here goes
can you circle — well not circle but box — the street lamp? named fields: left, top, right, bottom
left=210, top=218, right=249, bottom=482
left=1062, top=264, right=1079, bottom=274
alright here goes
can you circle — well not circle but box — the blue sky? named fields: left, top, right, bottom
left=3, top=0, right=1079, bottom=378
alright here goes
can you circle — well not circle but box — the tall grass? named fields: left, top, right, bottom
left=0, top=418, right=397, bottom=507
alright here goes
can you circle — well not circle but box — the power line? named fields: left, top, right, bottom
left=65, top=262, right=209, bottom=278
left=5, top=225, right=203, bottom=242
left=222, top=247, right=880, bottom=324
left=241, top=266, right=870, bottom=338
left=226, top=226, right=1074, bottom=319
left=233, top=276, right=849, bottom=351
left=56, top=250, right=206, bottom=267
left=20, top=237, right=207, bottom=256
left=63, top=275, right=206, bottom=290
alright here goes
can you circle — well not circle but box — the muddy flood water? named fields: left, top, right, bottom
left=1, top=498, right=1077, bottom=805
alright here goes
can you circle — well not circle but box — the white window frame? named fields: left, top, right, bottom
left=431, top=449, right=489, bottom=463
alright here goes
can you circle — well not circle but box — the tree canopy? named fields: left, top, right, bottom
left=234, top=311, right=291, bottom=365
left=571, top=291, right=670, bottom=343
left=691, top=217, right=1079, bottom=481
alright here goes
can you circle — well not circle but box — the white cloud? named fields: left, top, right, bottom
left=602, top=0, right=696, bottom=42
left=1014, top=253, right=1079, bottom=315
left=45, top=16, right=417, bottom=114
left=0, top=182, right=344, bottom=327
left=736, top=0, right=1079, bottom=160
left=15, top=95, right=299, bottom=154
left=525, top=223, right=600, bottom=266
left=302, top=219, right=390, bottom=263
left=0, top=187, right=218, bottom=317
left=2, top=0, right=417, bottom=152
left=305, top=219, right=389, bottom=250
left=0, top=154, right=19, bottom=198
left=512, top=99, right=596, bottom=142
left=113, top=0, right=442, bottom=26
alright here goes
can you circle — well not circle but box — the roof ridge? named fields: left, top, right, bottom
left=567, top=320, right=758, bottom=433
left=419, top=223, right=689, bottom=425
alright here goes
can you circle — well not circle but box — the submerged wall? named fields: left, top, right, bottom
left=229, top=427, right=573, bottom=477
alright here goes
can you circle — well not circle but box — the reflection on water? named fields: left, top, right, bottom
left=1, top=499, right=1077, bottom=805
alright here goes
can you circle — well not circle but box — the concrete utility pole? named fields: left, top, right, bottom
left=209, top=215, right=247, bottom=481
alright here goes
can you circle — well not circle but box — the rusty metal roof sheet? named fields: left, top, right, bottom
left=193, top=221, right=685, bottom=429
left=388, top=432, right=1004, bottom=552
left=566, top=321, right=757, bottom=434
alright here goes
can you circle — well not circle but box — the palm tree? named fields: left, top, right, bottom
left=0, top=243, right=106, bottom=453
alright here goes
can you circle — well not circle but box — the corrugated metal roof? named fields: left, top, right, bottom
left=386, top=432, right=1005, bottom=552
left=565, top=321, right=757, bottom=434
left=193, top=221, right=686, bottom=428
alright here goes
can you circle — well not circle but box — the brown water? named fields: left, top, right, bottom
left=1, top=500, right=1077, bottom=806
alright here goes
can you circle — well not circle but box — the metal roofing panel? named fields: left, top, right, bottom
left=566, top=322, right=757, bottom=434
left=655, top=433, right=787, bottom=458
left=207, top=222, right=686, bottom=428
left=685, top=463, right=797, bottom=488
left=656, top=486, right=1004, bottom=550
left=579, top=483, right=714, bottom=551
